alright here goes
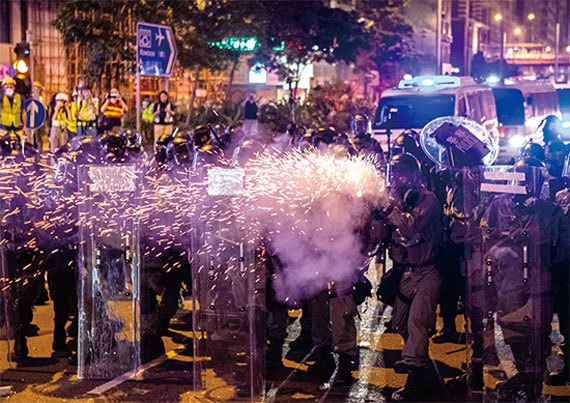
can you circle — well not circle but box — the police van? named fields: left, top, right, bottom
left=372, top=76, right=498, bottom=151
left=491, top=79, right=560, bottom=162
left=372, top=76, right=498, bottom=153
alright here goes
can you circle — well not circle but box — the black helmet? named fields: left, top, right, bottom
left=514, top=157, right=545, bottom=198
left=121, top=128, right=142, bottom=151
left=101, top=132, right=127, bottom=155
left=193, top=125, right=212, bottom=149
left=166, top=137, right=194, bottom=166
left=389, top=152, right=421, bottom=188
left=313, top=127, right=336, bottom=148
left=351, top=115, right=370, bottom=136
left=520, top=142, right=545, bottom=161
left=392, top=131, right=424, bottom=160
left=175, top=130, right=191, bottom=141
left=155, top=133, right=174, bottom=164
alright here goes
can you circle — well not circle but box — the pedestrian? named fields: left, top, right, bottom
left=72, top=86, right=98, bottom=137
left=100, top=88, right=128, bottom=134
left=0, top=77, right=24, bottom=140
left=537, top=115, right=562, bottom=145
left=50, top=93, right=74, bottom=153
left=152, top=90, right=175, bottom=143
left=241, top=93, right=259, bottom=139
left=375, top=153, right=443, bottom=402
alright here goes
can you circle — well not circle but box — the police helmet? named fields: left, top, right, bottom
left=100, top=132, right=127, bottom=157
left=167, top=137, right=194, bottom=166
left=121, top=128, right=142, bottom=151
left=514, top=157, right=545, bottom=198
left=351, top=115, right=370, bottom=136
left=313, top=127, right=336, bottom=148
left=392, top=131, right=424, bottom=159
left=155, top=133, right=174, bottom=164
left=520, top=142, right=545, bottom=161
left=389, top=152, right=421, bottom=187
left=193, top=125, right=212, bottom=149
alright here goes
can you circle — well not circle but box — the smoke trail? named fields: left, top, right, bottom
left=242, top=150, right=386, bottom=303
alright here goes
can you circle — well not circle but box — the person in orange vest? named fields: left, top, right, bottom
left=0, top=77, right=24, bottom=139
left=100, top=88, right=128, bottom=134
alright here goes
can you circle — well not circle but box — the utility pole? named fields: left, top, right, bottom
left=436, top=0, right=442, bottom=74
left=554, top=22, right=560, bottom=82
left=464, top=0, right=470, bottom=75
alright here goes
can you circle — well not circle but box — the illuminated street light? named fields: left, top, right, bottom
left=566, top=45, right=570, bottom=53
left=528, top=13, right=535, bottom=21
left=546, top=46, right=552, bottom=52
left=494, top=13, right=503, bottom=22
left=514, top=27, right=522, bottom=36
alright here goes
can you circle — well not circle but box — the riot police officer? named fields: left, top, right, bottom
left=375, top=153, right=443, bottom=401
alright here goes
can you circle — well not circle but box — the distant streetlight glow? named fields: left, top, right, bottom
left=494, top=13, right=503, bottom=22
left=528, top=13, right=535, bottom=21
left=566, top=45, right=570, bottom=53
left=546, top=46, right=552, bottom=52
left=514, top=27, right=522, bottom=36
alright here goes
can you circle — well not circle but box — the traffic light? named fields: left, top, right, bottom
left=13, top=42, right=31, bottom=96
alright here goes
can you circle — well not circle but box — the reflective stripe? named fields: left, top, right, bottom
left=104, top=102, right=124, bottom=118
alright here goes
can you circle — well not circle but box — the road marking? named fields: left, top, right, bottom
left=265, top=347, right=316, bottom=402
left=87, top=347, right=183, bottom=395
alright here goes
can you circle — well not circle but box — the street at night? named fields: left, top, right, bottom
left=1, top=0, right=570, bottom=402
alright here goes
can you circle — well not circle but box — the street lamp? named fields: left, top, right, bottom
left=528, top=13, right=535, bottom=21
left=566, top=45, right=570, bottom=53
left=514, top=27, right=522, bottom=36
left=494, top=13, right=505, bottom=77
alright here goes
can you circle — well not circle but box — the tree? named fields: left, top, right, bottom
left=252, top=0, right=369, bottom=121
left=353, top=0, right=416, bottom=94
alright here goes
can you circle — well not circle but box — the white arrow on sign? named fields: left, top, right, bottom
left=26, top=100, right=39, bottom=128
left=166, top=28, right=177, bottom=75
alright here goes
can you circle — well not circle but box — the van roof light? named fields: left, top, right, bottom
left=397, top=75, right=462, bottom=90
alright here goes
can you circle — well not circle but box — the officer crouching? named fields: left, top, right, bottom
left=375, top=153, right=443, bottom=401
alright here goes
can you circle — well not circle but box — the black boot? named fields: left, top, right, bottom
left=391, top=365, right=425, bottom=402
left=267, top=337, right=286, bottom=377
left=289, top=331, right=313, bottom=351
left=307, top=345, right=335, bottom=383
left=332, top=352, right=356, bottom=387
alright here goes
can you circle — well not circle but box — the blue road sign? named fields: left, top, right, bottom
left=23, top=99, right=46, bottom=130
left=137, top=22, right=178, bottom=77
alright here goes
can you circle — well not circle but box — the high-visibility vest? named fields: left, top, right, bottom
left=72, top=99, right=98, bottom=122
left=52, top=108, right=76, bottom=133
left=1, top=94, right=23, bottom=129
left=103, top=101, right=124, bottom=119
left=142, top=102, right=154, bottom=123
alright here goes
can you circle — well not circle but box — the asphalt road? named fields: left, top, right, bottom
left=1, top=263, right=569, bottom=402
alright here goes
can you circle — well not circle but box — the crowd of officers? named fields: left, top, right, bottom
left=0, top=73, right=569, bottom=402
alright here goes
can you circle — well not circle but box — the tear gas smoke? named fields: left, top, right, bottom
left=242, top=150, right=387, bottom=303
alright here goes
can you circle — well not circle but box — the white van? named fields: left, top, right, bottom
left=491, top=80, right=560, bottom=162
left=372, top=76, right=499, bottom=153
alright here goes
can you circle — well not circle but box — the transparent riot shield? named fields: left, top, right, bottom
left=192, top=167, right=266, bottom=400
left=0, top=199, right=16, bottom=386
left=77, top=164, right=141, bottom=379
left=463, top=165, right=555, bottom=402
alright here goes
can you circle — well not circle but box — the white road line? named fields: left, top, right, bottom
left=87, top=348, right=183, bottom=395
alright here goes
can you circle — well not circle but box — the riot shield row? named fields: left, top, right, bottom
left=463, top=165, right=557, bottom=402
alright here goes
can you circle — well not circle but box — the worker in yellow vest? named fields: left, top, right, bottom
left=50, top=93, right=74, bottom=153
left=100, top=88, right=128, bottom=134
left=72, top=86, right=98, bottom=137
left=0, top=77, right=24, bottom=139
